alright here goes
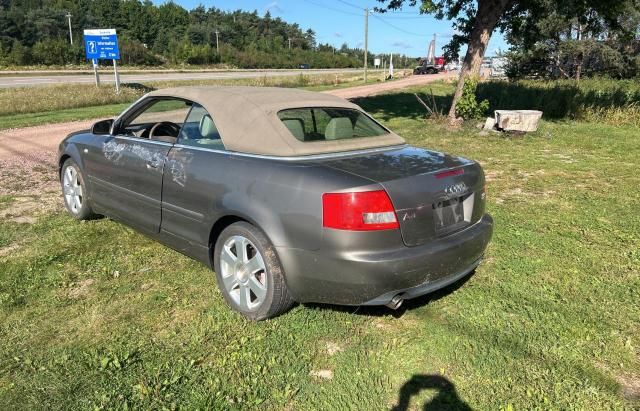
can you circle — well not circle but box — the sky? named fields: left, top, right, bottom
left=152, top=0, right=509, bottom=57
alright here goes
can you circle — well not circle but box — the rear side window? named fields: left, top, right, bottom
left=277, top=107, right=388, bottom=142
left=178, top=103, right=225, bottom=150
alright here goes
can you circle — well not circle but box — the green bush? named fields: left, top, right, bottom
left=119, top=37, right=163, bottom=66
left=167, top=41, right=219, bottom=65
left=456, top=77, right=490, bottom=119
left=30, top=39, right=83, bottom=66
left=3, top=40, right=31, bottom=65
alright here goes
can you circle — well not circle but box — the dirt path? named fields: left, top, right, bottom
left=0, top=73, right=456, bottom=197
left=327, top=72, right=455, bottom=99
left=0, top=120, right=95, bottom=197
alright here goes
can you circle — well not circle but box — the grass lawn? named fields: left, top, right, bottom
left=0, top=83, right=638, bottom=409
left=0, top=103, right=131, bottom=130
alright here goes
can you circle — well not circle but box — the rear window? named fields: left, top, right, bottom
left=277, top=107, right=388, bottom=142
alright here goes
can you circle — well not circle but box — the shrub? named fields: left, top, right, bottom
left=5, top=40, right=31, bottom=65
left=119, top=38, right=163, bottom=66
left=31, top=39, right=78, bottom=65
left=456, top=77, right=490, bottom=119
left=167, top=41, right=219, bottom=65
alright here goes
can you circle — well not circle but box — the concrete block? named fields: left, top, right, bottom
left=483, top=117, right=496, bottom=130
left=495, top=110, right=543, bottom=132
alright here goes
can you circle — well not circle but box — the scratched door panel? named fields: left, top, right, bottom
left=92, top=135, right=172, bottom=234
left=160, top=146, right=229, bottom=246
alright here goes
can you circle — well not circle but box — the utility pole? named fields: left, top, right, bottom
left=66, top=12, right=73, bottom=44
left=426, top=33, right=436, bottom=65
left=433, top=33, right=436, bottom=64
left=288, top=38, right=292, bottom=50
left=364, top=7, right=369, bottom=83
left=215, top=30, right=220, bottom=52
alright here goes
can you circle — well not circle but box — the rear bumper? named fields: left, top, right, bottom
left=277, top=214, right=493, bottom=305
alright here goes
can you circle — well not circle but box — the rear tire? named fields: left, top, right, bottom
left=60, top=159, right=97, bottom=220
left=213, top=222, right=294, bottom=320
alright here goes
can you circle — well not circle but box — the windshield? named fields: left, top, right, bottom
left=277, top=107, right=389, bottom=142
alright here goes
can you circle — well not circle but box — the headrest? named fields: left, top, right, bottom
left=281, top=118, right=305, bottom=140
left=325, top=117, right=353, bottom=140
left=199, top=114, right=218, bottom=139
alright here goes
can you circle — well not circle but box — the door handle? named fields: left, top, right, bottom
left=146, top=159, right=161, bottom=169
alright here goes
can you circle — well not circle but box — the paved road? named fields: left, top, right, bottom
left=0, top=68, right=363, bottom=88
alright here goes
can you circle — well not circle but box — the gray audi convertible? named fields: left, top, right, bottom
left=58, top=86, right=493, bottom=320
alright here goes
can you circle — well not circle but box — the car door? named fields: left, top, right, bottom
left=161, top=103, right=229, bottom=246
left=86, top=97, right=191, bottom=234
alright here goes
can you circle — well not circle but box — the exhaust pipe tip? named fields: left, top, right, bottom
left=385, top=295, right=403, bottom=310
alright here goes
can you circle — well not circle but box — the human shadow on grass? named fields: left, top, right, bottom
left=391, top=374, right=472, bottom=411
left=302, top=269, right=476, bottom=319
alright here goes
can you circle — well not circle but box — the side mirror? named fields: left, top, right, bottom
left=91, top=119, right=114, bottom=135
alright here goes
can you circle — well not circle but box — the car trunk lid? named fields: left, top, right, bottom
left=319, top=146, right=486, bottom=246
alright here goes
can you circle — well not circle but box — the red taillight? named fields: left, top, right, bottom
left=322, top=190, right=399, bottom=231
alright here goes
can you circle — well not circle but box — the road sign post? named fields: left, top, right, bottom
left=113, top=59, right=120, bottom=93
left=92, top=59, right=100, bottom=86
left=83, top=29, right=120, bottom=91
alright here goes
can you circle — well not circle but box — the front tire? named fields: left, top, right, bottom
left=214, top=222, right=294, bottom=320
left=61, top=159, right=97, bottom=220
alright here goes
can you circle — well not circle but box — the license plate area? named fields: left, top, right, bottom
left=433, top=193, right=474, bottom=235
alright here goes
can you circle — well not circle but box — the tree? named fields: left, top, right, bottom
left=505, top=0, right=640, bottom=80
left=0, top=0, right=368, bottom=69
left=376, top=0, right=639, bottom=120
left=378, top=0, right=514, bottom=121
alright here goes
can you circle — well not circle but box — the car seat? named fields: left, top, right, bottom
left=281, top=118, right=305, bottom=140
left=325, top=117, right=353, bottom=140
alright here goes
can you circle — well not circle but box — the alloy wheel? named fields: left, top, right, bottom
left=63, top=165, right=83, bottom=214
left=219, top=235, right=268, bottom=311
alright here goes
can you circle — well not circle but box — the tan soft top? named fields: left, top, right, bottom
left=146, top=86, right=405, bottom=157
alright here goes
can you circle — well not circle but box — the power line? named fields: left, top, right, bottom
left=335, top=0, right=363, bottom=10
left=371, top=13, right=435, bottom=20
left=377, top=9, right=424, bottom=14
left=301, top=0, right=362, bottom=17
left=336, top=0, right=431, bottom=18
left=370, top=13, right=428, bottom=37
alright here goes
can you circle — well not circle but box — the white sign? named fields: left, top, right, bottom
left=83, top=29, right=117, bottom=36
left=374, top=58, right=381, bottom=68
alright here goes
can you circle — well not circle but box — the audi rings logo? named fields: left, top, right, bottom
left=444, top=182, right=468, bottom=197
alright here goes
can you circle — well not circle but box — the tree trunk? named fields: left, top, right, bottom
left=575, top=51, right=583, bottom=81
left=447, top=0, right=513, bottom=120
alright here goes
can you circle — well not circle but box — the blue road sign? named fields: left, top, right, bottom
left=84, top=29, right=120, bottom=60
